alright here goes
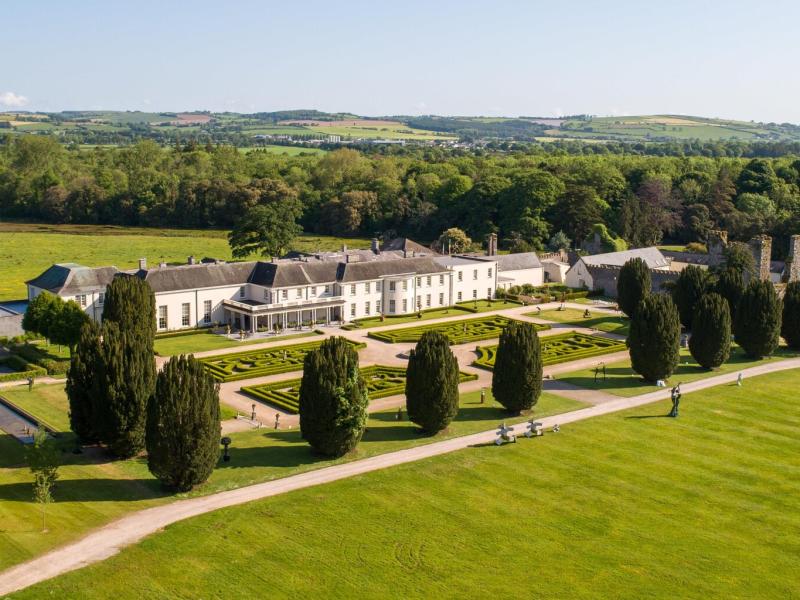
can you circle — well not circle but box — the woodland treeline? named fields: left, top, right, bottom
left=2, top=136, right=800, bottom=257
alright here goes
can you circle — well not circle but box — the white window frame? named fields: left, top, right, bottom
left=158, top=305, right=168, bottom=330
left=203, top=300, right=212, bottom=324
left=181, top=303, right=190, bottom=327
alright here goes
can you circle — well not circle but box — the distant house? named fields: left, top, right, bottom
left=565, top=247, right=674, bottom=297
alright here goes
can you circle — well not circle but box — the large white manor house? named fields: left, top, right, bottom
left=26, top=236, right=544, bottom=333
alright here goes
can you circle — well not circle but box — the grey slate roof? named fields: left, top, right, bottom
left=434, top=256, right=484, bottom=267
left=492, top=252, right=542, bottom=271
left=249, top=261, right=339, bottom=287
left=337, top=257, right=446, bottom=282
left=580, top=247, right=669, bottom=269
left=136, top=262, right=257, bottom=293
left=380, top=237, right=438, bottom=256
left=26, top=264, right=120, bottom=295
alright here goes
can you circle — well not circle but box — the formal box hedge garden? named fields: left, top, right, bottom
left=199, top=339, right=366, bottom=382
left=241, top=365, right=478, bottom=413
left=367, top=315, right=549, bottom=345
left=473, top=332, right=626, bottom=370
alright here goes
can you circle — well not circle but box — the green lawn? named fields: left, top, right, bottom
left=153, top=330, right=319, bottom=356
left=531, top=307, right=629, bottom=336
left=0, top=388, right=582, bottom=572
left=474, top=331, right=627, bottom=370
left=558, top=345, right=800, bottom=396
left=17, top=369, right=800, bottom=598
left=367, top=315, right=549, bottom=345
left=0, top=384, right=71, bottom=432
left=0, top=223, right=370, bottom=301
left=350, top=305, right=474, bottom=329
left=241, top=365, right=478, bottom=413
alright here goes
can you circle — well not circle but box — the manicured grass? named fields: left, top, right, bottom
left=367, top=315, right=549, bottom=345
left=153, top=330, right=318, bottom=356
left=455, top=298, right=523, bottom=312
left=558, top=345, right=800, bottom=396
left=0, top=384, right=72, bottom=432
left=0, top=223, right=370, bottom=301
left=474, top=332, right=627, bottom=370
left=0, top=388, right=583, bottom=572
left=531, top=307, right=629, bottom=336
left=199, top=339, right=366, bottom=382
left=241, top=365, right=478, bottom=413
left=18, top=369, right=800, bottom=598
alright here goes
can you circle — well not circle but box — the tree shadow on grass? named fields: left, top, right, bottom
left=216, top=444, right=327, bottom=471
left=0, top=477, right=167, bottom=503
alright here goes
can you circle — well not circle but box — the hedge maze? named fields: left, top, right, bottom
left=199, top=339, right=366, bottom=382
left=473, top=332, right=627, bottom=370
left=367, top=315, right=549, bottom=345
left=241, top=365, right=478, bottom=413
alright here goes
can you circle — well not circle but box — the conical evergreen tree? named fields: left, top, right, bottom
left=146, top=355, right=221, bottom=491
left=94, top=277, right=156, bottom=458
left=671, top=265, right=708, bottom=329
left=405, top=331, right=460, bottom=433
left=781, top=281, right=800, bottom=350
left=617, top=257, right=651, bottom=317
left=102, top=275, right=156, bottom=341
left=66, top=320, right=102, bottom=443
left=689, top=293, right=731, bottom=369
left=734, top=280, right=782, bottom=359
left=299, top=337, right=368, bottom=457
left=491, top=321, right=542, bottom=414
left=628, top=293, right=681, bottom=382
left=714, top=267, right=745, bottom=321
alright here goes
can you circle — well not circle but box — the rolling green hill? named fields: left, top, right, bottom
left=2, top=110, right=799, bottom=144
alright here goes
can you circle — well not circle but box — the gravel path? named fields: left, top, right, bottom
left=2, top=356, right=797, bottom=596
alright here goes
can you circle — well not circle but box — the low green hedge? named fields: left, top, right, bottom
left=473, top=332, right=627, bottom=370
left=10, top=343, right=70, bottom=376
left=367, top=315, right=550, bottom=345
left=155, top=327, right=215, bottom=340
left=0, top=356, right=47, bottom=382
left=199, top=339, right=367, bottom=382
left=242, top=365, right=478, bottom=414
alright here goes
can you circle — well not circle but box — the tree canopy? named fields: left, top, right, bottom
left=617, top=258, right=651, bottom=318
left=628, top=293, right=681, bottom=382
left=405, top=332, right=460, bottom=433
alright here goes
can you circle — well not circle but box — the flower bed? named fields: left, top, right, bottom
left=367, top=315, right=549, bottom=345
left=241, top=365, right=478, bottom=413
left=199, top=339, right=366, bottom=382
left=473, top=332, right=627, bottom=370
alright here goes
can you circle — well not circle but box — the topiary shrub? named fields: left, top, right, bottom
left=671, top=265, right=708, bottom=329
left=689, top=293, right=731, bottom=369
left=299, top=336, right=368, bottom=457
left=734, top=280, right=782, bottom=359
left=405, top=331, right=460, bottom=434
left=781, top=281, right=800, bottom=350
left=491, top=321, right=542, bottom=414
left=628, top=293, right=681, bottom=382
left=617, top=257, right=651, bottom=317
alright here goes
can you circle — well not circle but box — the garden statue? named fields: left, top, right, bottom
left=495, top=422, right=517, bottom=445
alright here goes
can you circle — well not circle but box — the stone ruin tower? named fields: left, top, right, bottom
left=748, top=235, right=772, bottom=282
left=706, top=230, right=728, bottom=269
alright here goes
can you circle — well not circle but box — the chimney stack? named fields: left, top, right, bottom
left=138, top=258, right=147, bottom=270
left=487, top=233, right=498, bottom=256
left=403, top=249, right=408, bottom=259
left=188, top=256, right=196, bottom=265
left=789, top=234, right=800, bottom=283
left=341, top=244, right=347, bottom=254
left=159, top=261, right=167, bottom=269
left=748, top=235, right=772, bottom=282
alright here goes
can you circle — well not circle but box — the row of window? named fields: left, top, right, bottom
left=157, top=300, right=214, bottom=329
left=456, top=268, right=493, bottom=283
left=73, top=292, right=104, bottom=308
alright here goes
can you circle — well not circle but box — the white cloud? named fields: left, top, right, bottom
left=0, top=91, right=29, bottom=107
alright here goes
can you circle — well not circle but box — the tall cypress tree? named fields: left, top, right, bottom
left=95, top=277, right=157, bottom=458
left=714, top=267, right=745, bottom=320
left=491, top=321, right=542, bottom=414
left=405, top=331, right=460, bottom=433
left=671, top=265, right=708, bottom=329
left=299, top=337, right=368, bottom=457
left=617, top=257, right=651, bottom=317
left=782, top=281, right=800, bottom=350
left=146, top=355, right=221, bottom=491
left=734, top=280, right=782, bottom=359
left=66, top=320, right=103, bottom=443
left=689, top=293, right=731, bottom=369
left=628, top=293, right=681, bottom=382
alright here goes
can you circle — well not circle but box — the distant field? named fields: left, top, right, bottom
left=557, top=114, right=773, bottom=141
left=241, top=144, right=327, bottom=156
left=0, top=223, right=369, bottom=301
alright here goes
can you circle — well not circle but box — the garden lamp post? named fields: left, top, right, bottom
left=220, top=436, right=232, bottom=462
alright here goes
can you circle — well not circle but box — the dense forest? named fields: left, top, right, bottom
left=2, top=136, right=800, bottom=259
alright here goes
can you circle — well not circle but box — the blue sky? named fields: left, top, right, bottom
left=3, top=0, right=799, bottom=122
